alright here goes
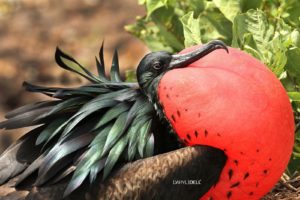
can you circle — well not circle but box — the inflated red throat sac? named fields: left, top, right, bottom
left=158, top=46, right=295, bottom=200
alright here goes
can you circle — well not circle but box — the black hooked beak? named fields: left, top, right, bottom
left=168, top=40, right=228, bottom=69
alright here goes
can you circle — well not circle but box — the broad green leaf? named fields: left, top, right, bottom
left=288, top=129, right=300, bottom=174
left=125, top=69, right=137, bottom=82
left=188, top=0, right=206, bottom=17
left=163, top=0, right=176, bottom=7
left=232, top=10, right=274, bottom=52
left=180, top=12, right=201, bottom=47
left=146, top=0, right=165, bottom=17
left=267, top=34, right=287, bottom=76
left=291, top=30, right=300, bottom=48
left=241, top=0, right=261, bottom=11
left=127, top=0, right=300, bottom=176
left=198, top=11, right=232, bottom=44
left=282, top=0, right=300, bottom=27
left=138, top=0, right=146, bottom=5
left=213, top=0, right=242, bottom=22
left=151, top=7, right=184, bottom=51
left=232, top=10, right=289, bottom=76
left=125, top=17, right=175, bottom=52
left=288, top=92, right=300, bottom=101
left=213, top=0, right=262, bottom=22
left=286, top=47, right=300, bottom=85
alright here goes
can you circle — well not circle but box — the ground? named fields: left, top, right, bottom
left=0, top=0, right=147, bottom=151
left=263, top=174, right=300, bottom=199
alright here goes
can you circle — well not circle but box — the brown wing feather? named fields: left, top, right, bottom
left=0, top=146, right=226, bottom=200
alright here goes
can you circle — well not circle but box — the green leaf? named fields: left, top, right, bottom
left=232, top=10, right=274, bottom=51
left=232, top=10, right=289, bottom=76
left=213, top=0, right=262, bottom=22
left=198, top=9, right=232, bottom=44
left=286, top=47, right=300, bottom=85
left=282, top=0, right=300, bottom=27
left=288, top=92, right=300, bottom=101
left=241, top=0, right=261, bottom=11
left=212, top=0, right=242, bottom=22
left=146, top=0, right=165, bottom=17
left=180, top=11, right=201, bottom=47
left=288, top=129, right=300, bottom=174
left=188, top=0, right=206, bottom=17
left=125, top=69, right=137, bottom=82
left=151, top=7, right=184, bottom=51
left=267, top=34, right=288, bottom=76
left=291, top=30, right=300, bottom=48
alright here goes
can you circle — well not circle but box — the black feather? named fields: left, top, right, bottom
left=0, top=45, right=157, bottom=197
left=23, top=82, right=57, bottom=97
left=0, top=107, right=53, bottom=130
left=92, top=102, right=130, bottom=131
left=36, top=133, right=94, bottom=185
left=14, top=154, right=45, bottom=186
left=110, top=49, right=122, bottom=82
left=5, top=101, right=58, bottom=119
left=95, top=41, right=108, bottom=82
left=55, top=47, right=100, bottom=83
left=0, top=126, right=43, bottom=184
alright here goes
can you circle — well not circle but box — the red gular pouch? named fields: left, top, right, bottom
left=158, top=45, right=295, bottom=200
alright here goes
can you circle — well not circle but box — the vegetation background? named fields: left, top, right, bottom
left=126, top=0, right=300, bottom=176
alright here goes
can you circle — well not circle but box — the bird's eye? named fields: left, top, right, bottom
left=153, top=62, right=162, bottom=70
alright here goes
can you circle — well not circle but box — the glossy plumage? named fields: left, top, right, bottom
left=0, top=146, right=226, bottom=200
left=0, top=44, right=157, bottom=197
left=0, top=41, right=230, bottom=200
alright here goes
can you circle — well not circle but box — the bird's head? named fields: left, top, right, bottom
left=136, top=40, right=228, bottom=100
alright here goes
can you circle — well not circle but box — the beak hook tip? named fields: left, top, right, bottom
left=210, top=40, right=229, bottom=54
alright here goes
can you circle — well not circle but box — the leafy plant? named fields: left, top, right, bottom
left=126, top=0, right=300, bottom=174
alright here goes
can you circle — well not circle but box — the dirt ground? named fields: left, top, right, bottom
left=263, top=174, right=300, bottom=200
left=0, top=0, right=147, bottom=152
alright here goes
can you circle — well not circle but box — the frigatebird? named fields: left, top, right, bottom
left=0, top=40, right=294, bottom=200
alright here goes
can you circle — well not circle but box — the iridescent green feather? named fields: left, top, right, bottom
left=0, top=43, right=155, bottom=197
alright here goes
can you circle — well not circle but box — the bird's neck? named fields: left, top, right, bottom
left=141, top=74, right=162, bottom=104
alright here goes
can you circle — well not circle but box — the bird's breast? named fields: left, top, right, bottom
left=157, top=47, right=294, bottom=199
